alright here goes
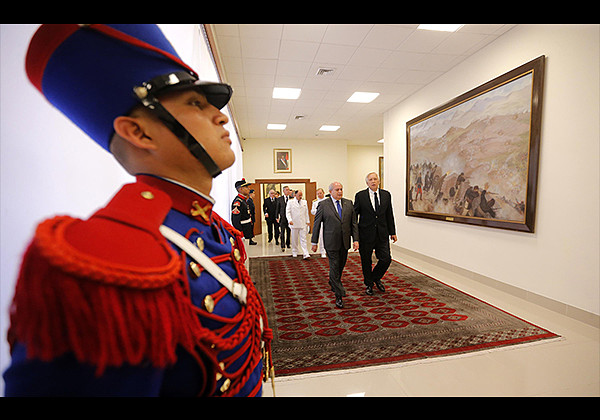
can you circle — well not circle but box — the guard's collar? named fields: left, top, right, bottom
left=136, top=174, right=214, bottom=224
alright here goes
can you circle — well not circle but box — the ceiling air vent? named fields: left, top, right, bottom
left=316, top=67, right=335, bottom=76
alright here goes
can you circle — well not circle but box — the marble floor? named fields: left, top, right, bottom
left=245, top=230, right=599, bottom=397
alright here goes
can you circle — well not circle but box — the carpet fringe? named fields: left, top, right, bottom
left=271, top=335, right=565, bottom=383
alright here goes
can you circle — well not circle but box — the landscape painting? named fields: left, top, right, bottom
left=406, top=56, right=545, bottom=232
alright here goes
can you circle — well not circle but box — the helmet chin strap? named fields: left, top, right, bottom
left=134, top=90, right=222, bottom=178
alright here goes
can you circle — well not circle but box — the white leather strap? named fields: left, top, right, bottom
left=159, top=225, right=247, bottom=305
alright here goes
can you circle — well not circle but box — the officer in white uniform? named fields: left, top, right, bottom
left=286, top=190, right=311, bottom=259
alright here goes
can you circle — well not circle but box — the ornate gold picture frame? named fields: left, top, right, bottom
left=274, top=149, right=292, bottom=173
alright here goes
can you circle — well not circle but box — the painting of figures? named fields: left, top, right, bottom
left=406, top=56, right=545, bottom=232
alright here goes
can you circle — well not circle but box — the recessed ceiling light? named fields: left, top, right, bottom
left=320, top=125, right=340, bottom=132
left=267, top=124, right=286, bottom=130
left=417, top=24, right=463, bottom=32
left=273, top=87, right=301, bottom=100
left=347, top=92, right=379, bottom=103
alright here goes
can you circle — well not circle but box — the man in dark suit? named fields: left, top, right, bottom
left=354, top=172, right=397, bottom=296
left=263, top=189, right=279, bottom=244
left=311, top=182, right=359, bottom=308
left=276, top=186, right=292, bottom=251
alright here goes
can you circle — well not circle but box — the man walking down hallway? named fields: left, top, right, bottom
left=354, top=172, right=397, bottom=296
left=311, top=182, right=359, bottom=308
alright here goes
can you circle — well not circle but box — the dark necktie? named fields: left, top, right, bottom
left=336, top=200, right=342, bottom=218
left=374, top=191, right=380, bottom=212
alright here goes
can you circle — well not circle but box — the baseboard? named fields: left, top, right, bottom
left=391, top=244, right=600, bottom=329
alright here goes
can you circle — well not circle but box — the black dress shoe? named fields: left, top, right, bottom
left=375, top=281, right=385, bottom=292
left=335, top=297, right=344, bottom=309
left=366, top=286, right=374, bottom=296
left=249, top=240, right=257, bottom=245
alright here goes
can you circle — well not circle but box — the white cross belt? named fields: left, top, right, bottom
left=159, top=225, right=247, bottom=305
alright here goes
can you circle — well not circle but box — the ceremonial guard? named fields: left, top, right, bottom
left=231, top=179, right=256, bottom=245
left=3, top=24, right=273, bottom=397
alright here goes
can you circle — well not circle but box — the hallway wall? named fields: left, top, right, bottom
left=384, top=24, right=599, bottom=316
left=241, top=138, right=383, bottom=198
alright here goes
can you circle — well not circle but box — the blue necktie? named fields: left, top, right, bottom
left=336, top=200, right=342, bottom=218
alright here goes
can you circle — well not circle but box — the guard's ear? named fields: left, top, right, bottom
left=113, top=115, right=157, bottom=150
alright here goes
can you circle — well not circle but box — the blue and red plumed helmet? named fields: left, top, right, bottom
left=25, top=24, right=232, bottom=177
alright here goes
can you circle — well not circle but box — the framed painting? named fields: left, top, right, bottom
left=262, top=183, right=281, bottom=199
left=274, top=149, right=292, bottom=173
left=406, top=56, right=545, bottom=232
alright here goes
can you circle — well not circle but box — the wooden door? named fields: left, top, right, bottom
left=251, top=178, right=317, bottom=237
left=306, top=181, right=316, bottom=232
left=248, top=182, right=261, bottom=236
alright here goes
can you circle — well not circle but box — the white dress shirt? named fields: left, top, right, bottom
left=368, top=188, right=379, bottom=211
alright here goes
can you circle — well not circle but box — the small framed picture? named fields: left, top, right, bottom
left=274, top=149, right=292, bottom=173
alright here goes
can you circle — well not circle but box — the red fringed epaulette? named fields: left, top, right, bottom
left=7, top=182, right=210, bottom=376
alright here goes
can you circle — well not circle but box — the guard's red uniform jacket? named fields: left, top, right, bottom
left=4, top=175, right=273, bottom=396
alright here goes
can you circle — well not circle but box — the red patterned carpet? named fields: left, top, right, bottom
left=250, top=254, right=559, bottom=377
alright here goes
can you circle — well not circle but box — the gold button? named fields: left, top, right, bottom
left=133, top=86, right=148, bottom=99
left=189, top=262, right=201, bottom=277
left=196, top=237, right=205, bottom=251
left=233, top=249, right=241, bottom=261
left=140, top=191, right=154, bottom=200
left=204, top=295, right=215, bottom=313
left=216, top=361, right=225, bottom=381
left=220, top=378, right=231, bottom=393
left=230, top=237, right=235, bottom=245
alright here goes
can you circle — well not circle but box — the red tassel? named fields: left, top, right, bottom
left=8, top=216, right=212, bottom=376
left=8, top=214, right=276, bottom=397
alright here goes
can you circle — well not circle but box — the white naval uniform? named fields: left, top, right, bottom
left=286, top=198, right=310, bottom=258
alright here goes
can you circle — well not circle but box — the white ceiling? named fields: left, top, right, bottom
left=209, top=24, right=516, bottom=146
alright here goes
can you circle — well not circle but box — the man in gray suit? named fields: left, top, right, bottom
left=311, top=182, right=359, bottom=308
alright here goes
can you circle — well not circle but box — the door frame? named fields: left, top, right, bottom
left=249, top=178, right=317, bottom=236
